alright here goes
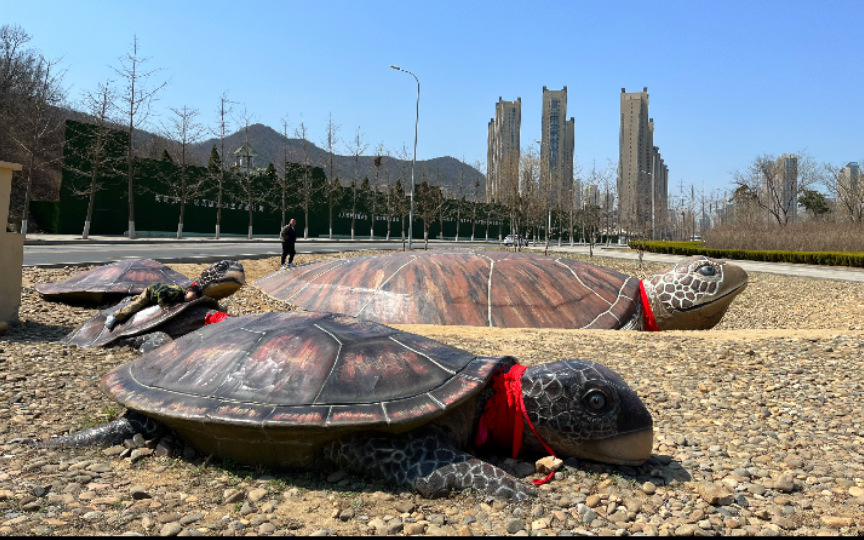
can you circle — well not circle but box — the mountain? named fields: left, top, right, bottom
left=53, top=107, right=487, bottom=201
left=197, top=124, right=487, bottom=200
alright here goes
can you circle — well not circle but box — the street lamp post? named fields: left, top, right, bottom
left=390, top=65, right=419, bottom=250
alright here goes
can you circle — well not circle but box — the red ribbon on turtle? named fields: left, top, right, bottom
left=639, top=281, right=660, bottom=332
left=204, top=312, right=230, bottom=325
left=474, top=364, right=559, bottom=486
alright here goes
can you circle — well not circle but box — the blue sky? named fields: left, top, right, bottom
left=5, top=0, right=863, bottom=195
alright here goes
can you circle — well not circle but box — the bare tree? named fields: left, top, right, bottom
left=293, top=119, right=316, bottom=239
left=112, top=36, right=167, bottom=239
left=377, top=147, right=396, bottom=240
left=321, top=113, right=341, bottom=239
left=267, top=116, right=293, bottom=230
left=470, top=160, right=485, bottom=242
left=10, top=54, right=65, bottom=236
left=825, top=162, right=864, bottom=223
left=347, top=127, right=368, bottom=240
left=161, top=106, right=207, bottom=238
left=732, top=152, right=821, bottom=226
left=65, top=80, right=122, bottom=238
left=414, top=177, right=446, bottom=249
left=210, top=91, right=235, bottom=239
left=232, top=110, right=266, bottom=239
left=368, top=144, right=386, bottom=239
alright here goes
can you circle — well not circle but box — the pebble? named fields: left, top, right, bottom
left=160, top=523, right=183, bottom=536
left=247, top=488, right=267, bottom=503
left=394, top=501, right=415, bottom=514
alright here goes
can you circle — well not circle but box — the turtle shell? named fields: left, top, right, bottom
left=36, top=259, right=192, bottom=304
left=62, top=296, right=221, bottom=349
left=101, top=311, right=508, bottom=468
left=254, top=250, right=640, bottom=329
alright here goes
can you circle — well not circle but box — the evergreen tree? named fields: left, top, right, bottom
left=207, top=145, right=221, bottom=174
left=161, top=149, right=173, bottom=163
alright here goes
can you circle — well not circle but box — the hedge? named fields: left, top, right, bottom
left=628, top=241, right=864, bottom=268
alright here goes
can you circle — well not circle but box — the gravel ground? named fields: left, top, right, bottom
left=1, top=249, right=863, bottom=536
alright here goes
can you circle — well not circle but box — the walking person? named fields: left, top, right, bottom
left=280, top=218, right=298, bottom=269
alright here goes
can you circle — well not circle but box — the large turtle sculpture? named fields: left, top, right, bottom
left=60, top=260, right=245, bottom=353
left=254, top=250, right=748, bottom=331
left=35, top=259, right=194, bottom=304
left=41, top=311, right=653, bottom=501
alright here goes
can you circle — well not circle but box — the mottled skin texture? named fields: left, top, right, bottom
left=42, top=312, right=652, bottom=501
left=642, top=256, right=748, bottom=331
left=60, top=261, right=245, bottom=353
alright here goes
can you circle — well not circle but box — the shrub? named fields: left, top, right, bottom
left=630, top=241, right=864, bottom=268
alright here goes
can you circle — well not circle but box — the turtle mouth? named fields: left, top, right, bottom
left=577, top=427, right=653, bottom=466
left=675, top=282, right=747, bottom=313
left=201, top=281, right=244, bottom=300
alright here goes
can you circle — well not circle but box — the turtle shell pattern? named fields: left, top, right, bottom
left=35, top=259, right=192, bottom=303
left=62, top=296, right=221, bottom=348
left=101, top=311, right=507, bottom=467
left=255, top=250, right=640, bottom=329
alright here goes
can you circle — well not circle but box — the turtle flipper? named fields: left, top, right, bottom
left=326, top=431, right=536, bottom=501
left=38, top=411, right=164, bottom=448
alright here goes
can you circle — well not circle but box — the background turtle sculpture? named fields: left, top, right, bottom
left=35, top=259, right=193, bottom=304
left=60, top=260, right=245, bottom=353
left=254, top=250, right=747, bottom=331
left=41, top=311, right=653, bottom=501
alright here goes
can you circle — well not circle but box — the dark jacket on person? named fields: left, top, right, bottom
left=280, top=225, right=297, bottom=244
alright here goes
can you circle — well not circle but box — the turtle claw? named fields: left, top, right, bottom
left=104, top=315, right=118, bottom=331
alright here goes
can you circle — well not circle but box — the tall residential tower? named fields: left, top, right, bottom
left=486, top=97, right=521, bottom=202
left=541, top=87, right=574, bottom=200
left=618, top=87, right=669, bottom=236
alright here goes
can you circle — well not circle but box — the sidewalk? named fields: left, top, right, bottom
left=526, top=243, right=864, bottom=284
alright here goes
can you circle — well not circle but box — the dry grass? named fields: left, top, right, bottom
left=704, top=222, right=864, bottom=252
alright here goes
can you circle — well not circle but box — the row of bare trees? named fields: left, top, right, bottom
left=0, top=24, right=66, bottom=234
left=730, top=152, right=864, bottom=227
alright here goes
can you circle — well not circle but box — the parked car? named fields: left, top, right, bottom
left=503, top=235, right=529, bottom=247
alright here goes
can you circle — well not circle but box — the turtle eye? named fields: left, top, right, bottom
left=584, top=390, right=607, bottom=411
left=697, top=265, right=716, bottom=277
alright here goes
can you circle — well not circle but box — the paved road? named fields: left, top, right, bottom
left=23, top=240, right=495, bottom=267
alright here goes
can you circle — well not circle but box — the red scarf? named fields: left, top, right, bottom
left=475, top=364, right=558, bottom=485
left=204, top=312, right=230, bottom=325
left=639, top=281, right=660, bottom=332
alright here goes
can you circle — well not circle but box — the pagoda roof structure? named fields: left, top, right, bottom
left=233, top=142, right=258, bottom=157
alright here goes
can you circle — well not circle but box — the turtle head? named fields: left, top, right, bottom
left=642, top=256, right=747, bottom=331
left=191, top=260, right=246, bottom=300
left=521, top=360, right=653, bottom=466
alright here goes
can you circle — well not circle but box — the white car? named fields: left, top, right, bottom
left=503, top=235, right=529, bottom=246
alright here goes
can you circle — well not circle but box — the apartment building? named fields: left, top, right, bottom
left=486, top=97, right=521, bottom=202
left=541, top=87, right=574, bottom=200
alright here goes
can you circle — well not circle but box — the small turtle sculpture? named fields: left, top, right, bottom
left=35, top=258, right=245, bottom=304
left=61, top=260, right=245, bottom=353
left=42, top=311, right=653, bottom=501
left=35, top=259, right=193, bottom=304
left=254, top=251, right=747, bottom=331
left=62, top=296, right=227, bottom=353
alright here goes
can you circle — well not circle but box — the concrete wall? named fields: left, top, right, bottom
left=0, top=161, right=24, bottom=323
